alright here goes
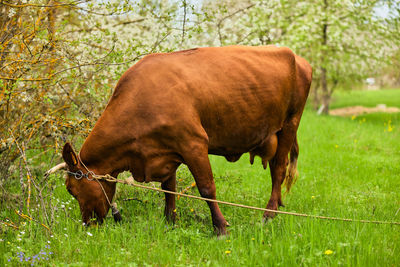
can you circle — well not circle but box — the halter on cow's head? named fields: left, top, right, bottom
left=46, top=143, right=121, bottom=224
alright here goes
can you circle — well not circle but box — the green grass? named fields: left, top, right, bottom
left=1, top=89, right=400, bottom=266
left=330, top=88, right=400, bottom=109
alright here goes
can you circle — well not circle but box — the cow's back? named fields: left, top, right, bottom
left=102, top=46, right=307, bottom=156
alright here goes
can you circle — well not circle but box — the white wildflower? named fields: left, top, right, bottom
left=8, top=9, right=16, bottom=18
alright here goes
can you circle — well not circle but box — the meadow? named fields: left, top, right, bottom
left=1, top=89, right=399, bottom=266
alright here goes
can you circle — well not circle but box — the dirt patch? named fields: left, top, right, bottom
left=329, top=105, right=400, bottom=117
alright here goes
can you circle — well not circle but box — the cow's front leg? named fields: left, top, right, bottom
left=183, top=142, right=228, bottom=235
left=162, top=174, right=176, bottom=223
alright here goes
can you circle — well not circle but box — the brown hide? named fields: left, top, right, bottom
left=64, top=45, right=312, bottom=235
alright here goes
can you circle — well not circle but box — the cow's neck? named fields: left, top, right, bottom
left=78, top=100, right=139, bottom=178
left=78, top=129, right=132, bottom=177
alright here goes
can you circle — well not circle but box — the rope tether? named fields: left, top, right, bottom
left=68, top=154, right=400, bottom=226
left=92, top=173, right=400, bottom=226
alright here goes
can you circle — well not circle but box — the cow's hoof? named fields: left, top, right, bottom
left=165, top=215, right=176, bottom=224
left=214, top=224, right=228, bottom=236
left=262, top=211, right=277, bottom=222
left=216, top=227, right=227, bottom=236
left=217, top=232, right=230, bottom=240
left=216, top=228, right=228, bottom=237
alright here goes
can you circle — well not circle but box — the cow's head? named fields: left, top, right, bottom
left=60, top=143, right=116, bottom=225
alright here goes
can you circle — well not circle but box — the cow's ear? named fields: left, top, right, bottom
left=62, top=143, right=78, bottom=167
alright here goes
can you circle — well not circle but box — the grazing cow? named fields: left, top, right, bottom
left=50, top=45, right=312, bottom=235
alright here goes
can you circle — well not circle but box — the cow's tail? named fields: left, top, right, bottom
left=283, top=135, right=299, bottom=194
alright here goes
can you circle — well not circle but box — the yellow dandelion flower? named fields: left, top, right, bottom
left=335, top=144, right=339, bottom=148
left=251, top=238, right=255, bottom=241
left=226, top=240, right=231, bottom=243
left=311, top=195, right=316, bottom=199
left=190, top=208, right=194, bottom=212
left=324, top=249, right=333, bottom=255
left=385, top=120, right=394, bottom=132
left=351, top=115, right=356, bottom=120
left=173, top=209, right=177, bottom=213
left=225, top=250, right=231, bottom=254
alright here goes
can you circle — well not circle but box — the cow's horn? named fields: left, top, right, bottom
left=44, top=162, right=67, bottom=178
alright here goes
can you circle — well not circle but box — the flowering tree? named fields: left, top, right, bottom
left=0, top=0, right=399, bottom=224
left=0, top=0, right=182, bottom=222
left=227, top=0, right=400, bottom=113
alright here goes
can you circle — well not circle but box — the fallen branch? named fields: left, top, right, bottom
left=15, top=210, right=51, bottom=232
left=0, top=218, right=19, bottom=230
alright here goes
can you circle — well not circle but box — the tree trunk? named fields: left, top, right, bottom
left=320, top=66, right=330, bottom=114
left=319, top=0, right=330, bottom=115
left=312, top=78, right=320, bottom=111
left=47, top=0, right=57, bottom=75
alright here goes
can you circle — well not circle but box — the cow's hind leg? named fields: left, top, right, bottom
left=264, top=119, right=299, bottom=220
left=162, top=173, right=177, bottom=223
left=182, top=142, right=228, bottom=235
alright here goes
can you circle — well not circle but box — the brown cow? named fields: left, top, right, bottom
left=55, top=45, right=312, bottom=235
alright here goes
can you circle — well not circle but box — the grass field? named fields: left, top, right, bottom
left=1, top=89, right=400, bottom=266
left=330, top=88, right=400, bottom=109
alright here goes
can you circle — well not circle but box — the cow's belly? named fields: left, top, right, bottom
left=205, top=119, right=281, bottom=156
left=194, top=85, right=287, bottom=155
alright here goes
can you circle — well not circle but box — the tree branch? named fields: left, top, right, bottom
left=217, top=3, right=256, bottom=45
left=181, top=0, right=187, bottom=46
left=1, top=0, right=81, bottom=8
